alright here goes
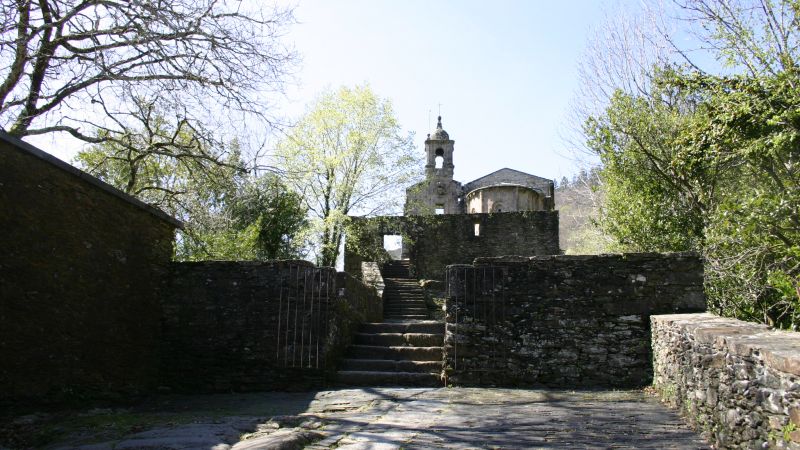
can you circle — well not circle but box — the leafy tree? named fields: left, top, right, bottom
left=178, top=173, right=309, bottom=261
left=581, top=0, right=800, bottom=329
left=276, top=85, right=421, bottom=267
left=584, top=69, right=708, bottom=253
left=74, top=98, right=244, bottom=217
left=76, top=115, right=308, bottom=261
left=676, top=72, right=800, bottom=327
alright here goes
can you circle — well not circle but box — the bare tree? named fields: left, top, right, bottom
left=675, top=0, right=800, bottom=76
left=0, top=0, right=296, bottom=145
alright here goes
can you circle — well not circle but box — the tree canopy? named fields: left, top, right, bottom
left=76, top=115, right=308, bottom=262
left=580, top=0, right=800, bottom=329
left=276, top=85, right=421, bottom=267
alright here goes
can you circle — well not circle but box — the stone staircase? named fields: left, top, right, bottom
left=336, top=260, right=444, bottom=386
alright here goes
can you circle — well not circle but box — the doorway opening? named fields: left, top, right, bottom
left=383, top=234, right=403, bottom=260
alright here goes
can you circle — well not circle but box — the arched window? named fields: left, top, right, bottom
left=435, top=148, right=444, bottom=169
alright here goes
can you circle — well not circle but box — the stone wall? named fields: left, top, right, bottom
left=161, top=261, right=382, bottom=392
left=345, top=211, right=560, bottom=281
left=0, top=133, right=179, bottom=404
left=444, top=253, right=706, bottom=387
left=652, top=313, right=800, bottom=449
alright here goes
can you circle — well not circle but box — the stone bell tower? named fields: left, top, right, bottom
left=425, top=116, right=455, bottom=180
left=404, top=116, right=464, bottom=215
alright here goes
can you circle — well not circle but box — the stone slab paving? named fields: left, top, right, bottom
left=300, top=388, right=708, bottom=449
left=5, top=388, right=708, bottom=449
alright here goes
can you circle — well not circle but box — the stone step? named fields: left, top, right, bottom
left=337, top=371, right=442, bottom=387
left=339, top=359, right=442, bottom=373
left=347, top=345, right=443, bottom=361
left=354, top=332, right=444, bottom=347
left=384, top=308, right=428, bottom=313
left=384, top=314, right=430, bottom=320
left=360, top=322, right=444, bottom=334
left=383, top=311, right=430, bottom=317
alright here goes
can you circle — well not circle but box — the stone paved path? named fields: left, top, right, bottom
left=300, top=388, right=708, bottom=449
left=18, top=388, right=707, bottom=449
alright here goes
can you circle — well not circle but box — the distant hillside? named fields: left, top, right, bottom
left=555, top=167, right=613, bottom=254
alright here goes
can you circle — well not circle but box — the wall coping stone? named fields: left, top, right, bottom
left=1, top=130, right=182, bottom=228
left=652, top=313, right=800, bottom=376
left=473, top=251, right=700, bottom=265
left=173, top=259, right=318, bottom=268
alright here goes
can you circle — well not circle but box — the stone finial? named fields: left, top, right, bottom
left=437, top=116, right=443, bottom=129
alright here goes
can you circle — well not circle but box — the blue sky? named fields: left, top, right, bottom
left=36, top=0, right=614, bottom=182
left=280, top=0, right=610, bottom=183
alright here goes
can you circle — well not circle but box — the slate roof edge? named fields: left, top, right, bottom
left=464, top=182, right=549, bottom=197
left=1, top=130, right=183, bottom=229
left=463, top=167, right=554, bottom=190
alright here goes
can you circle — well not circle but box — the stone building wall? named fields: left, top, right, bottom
left=405, top=179, right=463, bottom=215
left=465, top=185, right=545, bottom=213
left=161, top=261, right=382, bottom=392
left=652, top=313, right=800, bottom=449
left=444, top=253, right=706, bottom=387
left=345, top=211, right=561, bottom=281
left=0, top=133, right=179, bottom=404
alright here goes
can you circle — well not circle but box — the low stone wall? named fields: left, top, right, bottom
left=444, top=253, right=706, bottom=387
left=161, top=261, right=381, bottom=392
left=652, top=313, right=800, bottom=449
left=361, top=261, right=385, bottom=297
left=337, top=271, right=383, bottom=323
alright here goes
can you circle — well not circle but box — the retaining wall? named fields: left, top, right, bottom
left=652, top=313, right=800, bottom=449
left=444, top=253, right=706, bottom=387
left=161, top=261, right=382, bottom=392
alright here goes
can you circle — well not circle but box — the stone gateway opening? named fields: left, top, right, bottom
left=382, top=234, right=403, bottom=260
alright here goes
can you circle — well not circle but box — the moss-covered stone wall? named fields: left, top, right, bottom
left=0, top=134, right=177, bottom=405
left=345, top=211, right=560, bottom=281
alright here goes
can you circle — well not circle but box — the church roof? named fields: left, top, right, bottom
left=464, top=168, right=553, bottom=196
left=427, top=116, right=450, bottom=141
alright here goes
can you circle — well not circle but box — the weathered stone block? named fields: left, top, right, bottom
left=652, top=313, right=800, bottom=449
left=444, top=253, right=705, bottom=388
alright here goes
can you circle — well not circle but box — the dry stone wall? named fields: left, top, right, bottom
left=444, top=253, right=706, bottom=387
left=345, top=211, right=560, bottom=281
left=161, top=261, right=382, bottom=392
left=652, top=313, right=800, bottom=449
